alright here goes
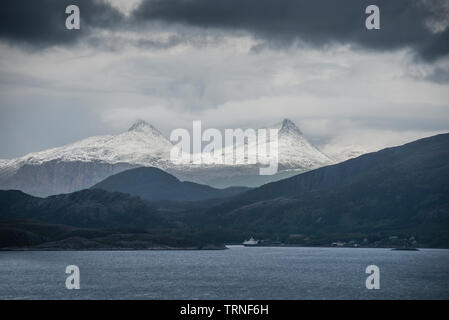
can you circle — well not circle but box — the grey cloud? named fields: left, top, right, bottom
left=133, top=0, right=449, bottom=62
left=424, top=67, right=449, bottom=84
left=1, top=0, right=448, bottom=62
left=0, top=0, right=123, bottom=48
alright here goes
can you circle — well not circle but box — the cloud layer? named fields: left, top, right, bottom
left=1, top=0, right=449, bottom=61
left=0, top=0, right=448, bottom=159
left=0, top=0, right=123, bottom=48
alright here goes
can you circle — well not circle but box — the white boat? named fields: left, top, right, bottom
left=243, top=237, right=259, bottom=246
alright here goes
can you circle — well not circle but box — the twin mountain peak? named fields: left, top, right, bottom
left=127, top=118, right=303, bottom=135
left=0, top=118, right=334, bottom=195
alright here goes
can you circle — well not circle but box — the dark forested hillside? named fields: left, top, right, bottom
left=0, top=188, right=169, bottom=229
left=0, top=189, right=226, bottom=249
left=180, top=133, right=449, bottom=247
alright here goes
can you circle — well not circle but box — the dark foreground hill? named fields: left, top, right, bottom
left=181, top=133, right=449, bottom=247
left=0, top=189, right=224, bottom=250
left=0, top=219, right=219, bottom=250
left=0, top=188, right=168, bottom=229
left=91, top=167, right=250, bottom=202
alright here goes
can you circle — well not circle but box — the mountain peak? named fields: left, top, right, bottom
left=128, top=119, right=156, bottom=132
left=278, top=118, right=303, bottom=136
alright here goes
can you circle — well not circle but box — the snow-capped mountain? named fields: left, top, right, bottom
left=6, top=119, right=173, bottom=168
left=0, top=120, right=174, bottom=196
left=0, top=119, right=335, bottom=195
left=271, top=119, right=333, bottom=170
left=169, top=118, right=335, bottom=188
left=184, top=118, right=332, bottom=169
left=168, top=118, right=334, bottom=188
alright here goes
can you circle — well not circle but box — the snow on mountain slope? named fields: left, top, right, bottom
left=0, top=159, right=9, bottom=168
left=168, top=119, right=335, bottom=188
left=4, top=119, right=174, bottom=169
left=320, top=141, right=373, bottom=163
left=214, top=118, right=333, bottom=170
left=0, top=120, right=175, bottom=196
left=0, top=119, right=335, bottom=195
left=271, top=119, right=334, bottom=169
left=324, top=148, right=369, bottom=163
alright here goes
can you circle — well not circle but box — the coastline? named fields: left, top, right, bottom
left=0, top=245, right=228, bottom=251
left=3, top=245, right=441, bottom=252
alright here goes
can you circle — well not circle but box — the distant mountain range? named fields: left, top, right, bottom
left=1, top=132, right=448, bottom=249
left=0, top=118, right=335, bottom=196
left=91, top=167, right=250, bottom=202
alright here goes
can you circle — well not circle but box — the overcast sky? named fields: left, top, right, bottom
left=0, top=0, right=449, bottom=158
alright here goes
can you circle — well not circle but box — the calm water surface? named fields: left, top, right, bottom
left=1, top=246, right=448, bottom=299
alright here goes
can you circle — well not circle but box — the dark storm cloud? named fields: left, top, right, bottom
left=132, top=0, right=449, bottom=61
left=0, top=0, right=123, bottom=48
left=1, top=0, right=448, bottom=62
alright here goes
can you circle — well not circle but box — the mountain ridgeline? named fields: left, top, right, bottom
left=91, top=167, right=250, bottom=202
left=1, top=132, right=448, bottom=248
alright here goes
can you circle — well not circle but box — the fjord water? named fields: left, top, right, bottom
left=1, top=246, right=448, bottom=299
